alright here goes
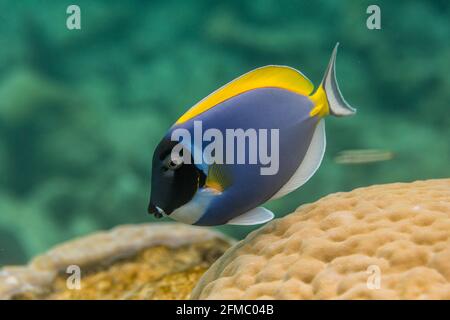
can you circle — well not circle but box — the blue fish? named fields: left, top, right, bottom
left=148, top=43, right=356, bottom=226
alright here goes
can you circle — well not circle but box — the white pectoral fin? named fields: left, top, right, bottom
left=227, top=207, right=275, bottom=225
left=270, top=120, right=326, bottom=200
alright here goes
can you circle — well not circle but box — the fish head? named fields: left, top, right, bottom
left=148, top=136, right=202, bottom=218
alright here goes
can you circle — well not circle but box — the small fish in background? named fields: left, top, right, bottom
left=334, top=149, right=394, bottom=164
left=148, top=43, right=357, bottom=226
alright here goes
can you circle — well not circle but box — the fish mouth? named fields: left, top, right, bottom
left=147, top=202, right=166, bottom=218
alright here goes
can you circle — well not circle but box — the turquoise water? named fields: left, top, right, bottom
left=0, top=0, right=448, bottom=265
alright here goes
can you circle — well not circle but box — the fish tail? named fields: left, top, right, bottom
left=310, top=43, right=356, bottom=118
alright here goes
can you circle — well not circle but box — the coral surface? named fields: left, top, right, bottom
left=0, top=223, right=233, bottom=299
left=191, top=179, right=450, bottom=299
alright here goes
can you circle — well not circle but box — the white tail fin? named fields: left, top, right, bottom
left=322, top=43, right=356, bottom=117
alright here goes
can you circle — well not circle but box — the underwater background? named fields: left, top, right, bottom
left=0, top=0, right=448, bottom=266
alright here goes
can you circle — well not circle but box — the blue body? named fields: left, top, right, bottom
left=170, top=87, right=319, bottom=225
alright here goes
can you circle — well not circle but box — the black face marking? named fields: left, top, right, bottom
left=148, top=137, right=201, bottom=217
left=198, top=169, right=206, bottom=188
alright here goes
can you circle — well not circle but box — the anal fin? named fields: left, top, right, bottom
left=227, top=207, right=274, bottom=225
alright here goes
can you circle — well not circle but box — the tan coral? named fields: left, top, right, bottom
left=191, top=179, right=450, bottom=300
left=0, top=223, right=234, bottom=300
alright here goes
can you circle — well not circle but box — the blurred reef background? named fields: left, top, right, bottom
left=0, top=0, right=449, bottom=265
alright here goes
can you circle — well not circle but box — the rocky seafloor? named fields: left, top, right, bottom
left=1, top=179, right=449, bottom=300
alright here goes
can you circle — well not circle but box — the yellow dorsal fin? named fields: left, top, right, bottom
left=175, top=65, right=314, bottom=124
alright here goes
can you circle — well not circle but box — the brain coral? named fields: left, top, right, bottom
left=191, top=179, right=450, bottom=299
left=0, top=223, right=233, bottom=300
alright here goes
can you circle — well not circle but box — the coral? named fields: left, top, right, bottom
left=0, top=223, right=234, bottom=300
left=191, top=179, right=450, bottom=300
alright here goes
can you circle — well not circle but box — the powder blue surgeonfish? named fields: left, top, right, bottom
left=148, top=43, right=356, bottom=226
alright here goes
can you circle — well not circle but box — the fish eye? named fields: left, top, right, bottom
left=163, top=154, right=183, bottom=171
left=168, top=159, right=182, bottom=170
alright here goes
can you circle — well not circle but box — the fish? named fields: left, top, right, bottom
left=334, top=149, right=394, bottom=164
left=148, top=43, right=356, bottom=226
